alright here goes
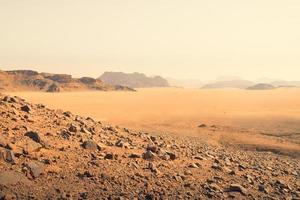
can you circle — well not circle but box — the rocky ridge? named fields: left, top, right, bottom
left=0, top=70, right=134, bottom=92
left=0, top=94, right=299, bottom=199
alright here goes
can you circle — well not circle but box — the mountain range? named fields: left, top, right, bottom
left=0, top=70, right=134, bottom=92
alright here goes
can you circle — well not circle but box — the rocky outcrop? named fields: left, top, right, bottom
left=46, top=83, right=61, bottom=92
left=45, top=74, right=72, bottom=83
left=79, top=77, right=97, bottom=84
left=0, top=70, right=134, bottom=92
left=99, top=72, right=170, bottom=88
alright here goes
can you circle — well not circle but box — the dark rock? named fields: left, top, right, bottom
left=143, top=150, right=156, bottom=160
left=68, top=124, right=78, bottom=132
left=150, top=136, right=157, bottom=142
left=63, top=111, right=72, bottom=117
left=4, top=150, right=16, bottom=164
left=146, top=145, right=159, bottom=153
left=258, top=184, right=269, bottom=193
left=198, top=124, right=207, bottom=128
left=104, top=153, right=114, bottom=160
left=115, top=140, right=126, bottom=148
left=3, top=96, right=17, bottom=103
left=129, top=153, right=141, bottom=158
left=25, top=131, right=41, bottom=143
left=82, top=140, right=98, bottom=150
left=61, top=129, right=71, bottom=140
left=46, top=83, right=60, bottom=92
left=21, top=105, right=31, bottom=113
left=228, top=184, right=247, bottom=195
left=166, top=151, right=176, bottom=160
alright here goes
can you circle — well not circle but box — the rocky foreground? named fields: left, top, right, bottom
left=0, top=94, right=299, bottom=200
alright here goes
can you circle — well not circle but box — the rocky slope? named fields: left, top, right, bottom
left=99, top=72, right=169, bottom=88
left=0, top=70, right=134, bottom=92
left=0, top=94, right=299, bottom=199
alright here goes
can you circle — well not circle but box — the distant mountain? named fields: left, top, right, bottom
left=247, top=83, right=276, bottom=90
left=0, top=70, right=134, bottom=92
left=201, top=79, right=254, bottom=89
left=271, top=80, right=300, bottom=87
left=98, top=72, right=169, bottom=88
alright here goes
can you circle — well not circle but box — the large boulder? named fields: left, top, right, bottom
left=47, top=83, right=60, bottom=92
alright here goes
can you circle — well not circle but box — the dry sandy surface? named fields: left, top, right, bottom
left=9, top=88, right=300, bottom=157
left=1, top=93, right=299, bottom=199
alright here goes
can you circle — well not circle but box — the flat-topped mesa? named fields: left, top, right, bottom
left=98, top=71, right=170, bottom=88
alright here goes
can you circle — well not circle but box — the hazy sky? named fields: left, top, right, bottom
left=0, top=0, right=300, bottom=80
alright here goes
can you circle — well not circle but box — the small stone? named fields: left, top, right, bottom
left=184, top=170, right=193, bottom=176
left=82, top=140, right=98, bottom=150
left=4, top=150, right=16, bottom=164
left=3, top=96, right=17, bottom=103
left=209, top=183, right=221, bottom=191
left=143, top=150, right=156, bottom=160
left=224, top=157, right=231, bottom=166
left=150, top=136, right=157, bottom=142
left=258, top=184, right=269, bottom=194
left=212, top=163, right=222, bottom=170
left=20, top=105, right=31, bottom=113
left=166, top=151, right=176, bottom=160
left=146, top=145, right=159, bottom=153
left=63, top=111, right=72, bottom=117
left=194, top=155, right=206, bottom=160
left=129, top=153, right=141, bottom=158
left=198, top=124, right=207, bottom=128
left=115, top=140, right=129, bottom=148
left=189, top=163, right=200, bottom=168
left=68, top=124, right=78, bottom=132
left=104, top=153, right=114, bottom=160
left=229, top=184, right=247, bottom=195
left=148, top=163, right=160, bottom=174
left=174, top=175, right=183, bottom=182
left=81, top=127, right=92, bottom=134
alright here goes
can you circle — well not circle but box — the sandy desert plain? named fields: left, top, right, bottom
left=9, top=87, right=300, bottom=158
left=1, top=87, right=300, bottom=199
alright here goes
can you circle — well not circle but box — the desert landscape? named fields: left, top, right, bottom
left=0, top=87, right=299, bottom=199
left=1, top=1, right=300, bottom=199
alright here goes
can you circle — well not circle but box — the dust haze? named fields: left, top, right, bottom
left=1, top=1, right=300, bottom=199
